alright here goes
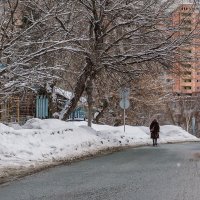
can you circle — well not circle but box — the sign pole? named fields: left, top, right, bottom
left=119, top=87, right=130, bottom=133
left=124, top=108, right=125, bottom=132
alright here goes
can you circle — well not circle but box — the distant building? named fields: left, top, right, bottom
left=170, top=3, right=200, bottom=95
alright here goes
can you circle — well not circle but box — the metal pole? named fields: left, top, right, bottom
left=17, top=97, right=19, bottom=123
left=124, top=108, right=125, bottom=132
left=192, top=116, right=195, bottom=135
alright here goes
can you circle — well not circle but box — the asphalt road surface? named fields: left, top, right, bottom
left=1, top=143, right=200, bottom=200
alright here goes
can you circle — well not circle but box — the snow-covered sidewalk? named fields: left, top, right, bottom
left=0, top=118, right=199, bottom=183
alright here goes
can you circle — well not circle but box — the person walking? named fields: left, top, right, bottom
left=150, top=119, right=160, bottom=146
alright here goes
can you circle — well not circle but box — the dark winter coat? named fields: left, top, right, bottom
left=150, top=120, right=160, bottom=139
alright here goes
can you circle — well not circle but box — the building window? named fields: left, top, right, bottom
left=181, top=64, right=192, bottom=68
left=181, top=13, right=192, bottom=17
left=184, top=79, right=192, bottom=82
left=185, top=57, right=192, bottom=60
left=181, top=49, right=192, bottom=53
left=181, top=7, right=188, bottom=11
left=183, top=86, right=192, bottom=90
left=166, top=79, right=172, bottom=82
left=180, top=27, right=192, bottom=32
left=182, top=19, right=192, bottom=25
left=184, top=71, right=192, bottom=75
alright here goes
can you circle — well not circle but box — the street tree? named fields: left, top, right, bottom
left=0, top=0, right=199, bottom=126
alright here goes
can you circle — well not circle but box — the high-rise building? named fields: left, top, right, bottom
left=170, top=3, right=200, bottom=95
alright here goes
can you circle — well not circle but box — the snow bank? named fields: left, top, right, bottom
left=0, top=123, right=14, bottom=132
left=0, top=119, right=199, bottom=171
left=159, top=125, right=197, bottom=143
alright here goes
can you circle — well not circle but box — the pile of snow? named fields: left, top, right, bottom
left=22, top=118, right=74, bottom=130
left=0, top=123, right=14, bottom=133
left=0, top=119, right=199, bottom=170
left=160, top=125, right=197, bottom=142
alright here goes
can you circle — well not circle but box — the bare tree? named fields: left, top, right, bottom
left=0, top=0, right=199, bottom=125
left=92, top=64, right=173, bottom=126
left=165, top=95, right=200, bottom=132
left=58, top=0, right=199, bottom=124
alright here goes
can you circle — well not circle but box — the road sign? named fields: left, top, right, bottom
left=120, top=99, right=130, bottom=109
left=120, top=87, right=130, bottom=99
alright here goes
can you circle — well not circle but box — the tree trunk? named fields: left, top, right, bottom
left=61, top=57, right=93, bottom=120
left=48, top=96, right=58, bottom=118
left=45, top=83, right=57, bottom=118
left=94, top=99, right=108, bottom=124
left=166, top=103, right=176, bottom=125
left=186, top=116, right=191, bottom=133
left=86, top=78, right=93, bottom=127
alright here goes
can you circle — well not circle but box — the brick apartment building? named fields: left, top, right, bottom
left=169, top=3, right=200, bottom=95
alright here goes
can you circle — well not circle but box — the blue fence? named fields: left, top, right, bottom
left=36, top=95, right=49, bottom=119
left=70, top=107, right=86, bottom=120
left=36, top=95, right=85, bottom=120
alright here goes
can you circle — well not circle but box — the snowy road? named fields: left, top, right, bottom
left=0, top=143, right=200, bottom=200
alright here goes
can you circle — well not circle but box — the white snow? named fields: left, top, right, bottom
left=54, top=87, right=73, bottom=100
left=0, top=119, right=199, bottom=175
left=54, top=87, right=87, bottom=103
